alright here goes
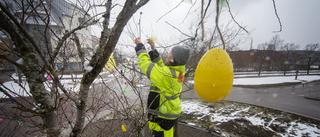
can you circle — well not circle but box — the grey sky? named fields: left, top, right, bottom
left=89, top=0, right=320, bottom=51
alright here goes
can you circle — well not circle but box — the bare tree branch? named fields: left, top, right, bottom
left=201, top=0, right=205, bottom=41
left=272, top=0, right=282, bottom=33
left=165, top=21, right=192, bottom=38
left=52, top=19, right=98, bottom=62
left=180, top=0, right=198, bottom=24
left=156, top=0, right=184, bottom=23
left=225, top=0, right=249, bottom=33
left=215, top=0, right=226, bottom=49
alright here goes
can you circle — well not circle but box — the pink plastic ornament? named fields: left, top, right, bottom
left=47, top=75, right=52, bottom=81
left=0, top=118, right=3, bottom=124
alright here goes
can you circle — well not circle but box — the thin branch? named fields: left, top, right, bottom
left=157, top=38, right=192, bottom=49
left=165, top=21, right=192, bottom=38
left=0, top=86, right=28, bottom=108
left=156, top=0, right=184, bottom=23
left=0, top=2, right=47, bottom=66
left=194, top=0, right=212, bottom=41
left=209, top=27, right=217, bottom=49
left=52, top=19, right=99, bottom=62
left=225, top=0, right=249, bottom=33
left=215, top=0, right=226, bottom=49
left=271, top=0, right=282, bottom=33
left=201, top=0, right=205, bottom=41
left=180, top=0, right=198, bottom=24
left=72, top=33, right=85, bottom=66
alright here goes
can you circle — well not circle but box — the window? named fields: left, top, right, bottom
left=69, top=62, right=80, bottom=70
left=56, top=29, right=61, bottom=34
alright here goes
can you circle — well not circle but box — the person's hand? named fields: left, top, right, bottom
left=147, top=39, right=156, bottom=51
left=135, top=37, right=142, bottom=44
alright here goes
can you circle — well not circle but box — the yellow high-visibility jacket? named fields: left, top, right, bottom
left=135, top=43, right=184, bottom=121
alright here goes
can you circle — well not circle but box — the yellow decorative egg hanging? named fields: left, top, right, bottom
left=121, top=125, right=127, bottom=132
left=194, top=48, right=234, bottom=102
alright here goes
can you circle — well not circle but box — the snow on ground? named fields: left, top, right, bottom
left=181, top=99, right=320, bottom=137
left=188, top=75, right=320, bottom=86
left=0, top=72, right=115, bottom=98
left=2, top=72, right=320, bottom=98
left=233, top=75, right=320, bottom=86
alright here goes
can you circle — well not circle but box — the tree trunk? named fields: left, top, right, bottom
left=258, top=57, right=263, bottom=76
left=72, top=83, right=90, bottom=137
left=28, top=82, right=59, bottom=136
left=0, top=7, right=60, bottom=136
left=307, top=57, right=311, bottom=75
left=71, top=1, right=150, bottom=136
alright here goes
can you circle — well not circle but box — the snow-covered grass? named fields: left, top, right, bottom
left=0, top=72, right=116, bottom=98
left=181, top=99, right=320, bottom=137
left=188, top=74, right=320, bottom=86
left=233, top=75, right=320, bottom=86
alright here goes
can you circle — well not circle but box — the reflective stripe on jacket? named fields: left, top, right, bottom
left=135, top=43, right=184, bottom=120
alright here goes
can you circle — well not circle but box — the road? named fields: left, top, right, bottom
left=181, top=81, right=320, bottom=121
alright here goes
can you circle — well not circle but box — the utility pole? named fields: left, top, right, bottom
left=248, top=38, right=253, bottom=71
left=139, top=12, right=142, bottom=38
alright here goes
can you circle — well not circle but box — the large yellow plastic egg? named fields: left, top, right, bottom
left=194, top=48, right=234, bottom=102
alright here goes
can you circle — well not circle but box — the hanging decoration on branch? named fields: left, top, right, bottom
left=194, top=48, right=234, bottom=102
left=149, top=37, right=157, bottom=42
left=18, top=120, right=23, bottom=126
left=122, top=88, right=129, bottom=95
left=220, top=0, right=227, bottom=6
left=178, top=71, right=187, bottom=83
left=121, top=124, right=127, bottom=132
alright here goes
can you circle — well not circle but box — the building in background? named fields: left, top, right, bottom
left=0, top=0, right=92, bottom=73
left=229, top=49, right=320, bottom=72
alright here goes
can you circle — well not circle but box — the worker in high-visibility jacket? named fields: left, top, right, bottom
left=134, top=38, right=191, bottom=137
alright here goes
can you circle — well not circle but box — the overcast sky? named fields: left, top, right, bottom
left=89, top=0, right=320, bottom=51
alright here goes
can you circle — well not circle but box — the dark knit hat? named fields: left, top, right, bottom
left=172, top=46, right=191, bottom=65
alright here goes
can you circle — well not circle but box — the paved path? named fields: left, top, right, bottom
left=181, top=81, right=320, bottom=121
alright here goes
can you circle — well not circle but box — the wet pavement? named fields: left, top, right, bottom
left=181, top=81, right=320, bottom=121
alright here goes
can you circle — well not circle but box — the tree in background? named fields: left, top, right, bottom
left=280, top=43, right=299, bottom=75
left=268, top=34, right=284, bottom=70
left=305, top=43, right=319, bottom=74
left=257, top=42, right=270, bottom=76
left=0, top=0, right=150, bottom=136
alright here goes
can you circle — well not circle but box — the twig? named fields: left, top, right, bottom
left=215, top=0, right=226, bottom=49
left=271, top=0, right=282, bottom=33
left=201, top=0, right=205, bottom=41
left=165, top=22, right=192, bottom=38
left=225, top=0, right=249, bottom=33
left=180, top=0, right=198, bottom=24
left=194, top=0, right=212, bottom=41
left=157, top=38, right=192, bottom=49
left=156, top=1, right=184, bottom=23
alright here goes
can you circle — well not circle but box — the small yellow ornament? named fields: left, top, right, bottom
left=149, top=37, right=157, bottom=42
left=121, top=125, right=127, bottom=132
